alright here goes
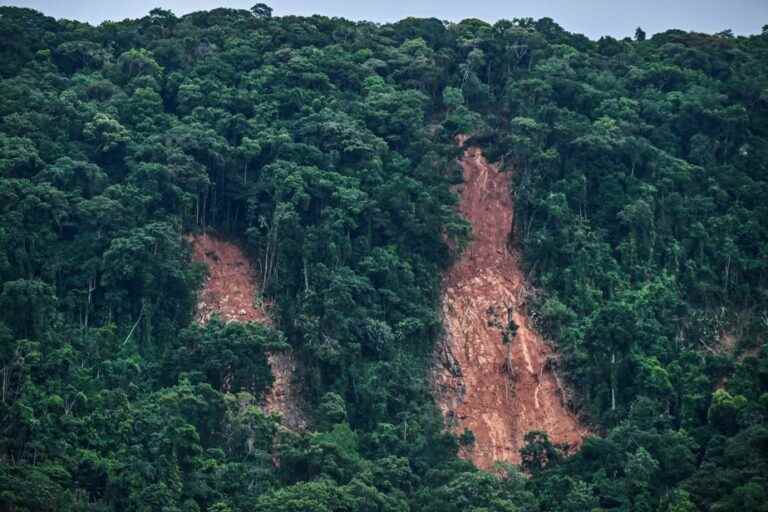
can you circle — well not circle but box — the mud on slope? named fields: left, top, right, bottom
left=190, top=233, right=307, bottom=430
left=433, top=143, right=589, bottom=469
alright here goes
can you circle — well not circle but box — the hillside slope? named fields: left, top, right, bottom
left=433, top=143, right=589, bottom=468
left=190, top=233, right=307, bottom=430
left=2, top=6, right=767, bottom=510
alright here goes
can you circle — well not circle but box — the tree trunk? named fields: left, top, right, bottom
left=610, top=351, right=616, bottom=411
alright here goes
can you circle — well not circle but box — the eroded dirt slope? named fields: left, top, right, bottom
left=433, top=143, right=588, bottom=469
left=190, top=233, right=307, bottom=430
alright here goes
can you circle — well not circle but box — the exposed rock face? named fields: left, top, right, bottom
left=433, top=143, right=589, bottom=469
left=189, top=233, right=307, bottom=430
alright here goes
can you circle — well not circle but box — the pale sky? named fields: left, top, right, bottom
left=3, top=0, right=767, bottom=40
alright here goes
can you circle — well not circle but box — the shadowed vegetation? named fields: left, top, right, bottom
left=1, top=6, right=767, bottom=511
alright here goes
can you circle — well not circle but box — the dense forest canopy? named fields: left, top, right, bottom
left=1, top=4, right=767, bottom=511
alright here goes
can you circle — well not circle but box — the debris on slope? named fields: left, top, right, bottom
left=433, top=142, right=589, bottom=469
left=263, top=352, right=307, bottom=431
left=191, top=233, right=271, bottom=325
left=189, top=232, right=307, bottom=430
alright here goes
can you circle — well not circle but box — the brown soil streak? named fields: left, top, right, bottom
left=433, top=143, right=588, bottom=469
left=189, top=233, right=307, bottom=430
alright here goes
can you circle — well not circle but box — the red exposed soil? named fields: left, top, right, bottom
left=189, top=233, right=307, bottom=430
left=190, top=233, right=272, bottom=325
left=433, top=141, right=589, bottom=469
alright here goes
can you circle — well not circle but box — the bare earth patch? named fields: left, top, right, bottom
left=433, top=143, right=589, bottom=469
left=189, top=232, right=307, bottom=430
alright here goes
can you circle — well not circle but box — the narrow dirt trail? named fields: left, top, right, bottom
left=189, top=233, right=307, bottom=430
left=433, top=143, right=588, bottom=469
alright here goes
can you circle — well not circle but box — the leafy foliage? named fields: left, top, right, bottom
left=1, top=5, right=767, bottom=511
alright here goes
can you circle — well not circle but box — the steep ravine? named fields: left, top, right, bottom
left=189, top=233, right=307, bottom=430
left=433, top=143, right=589, bottom=469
